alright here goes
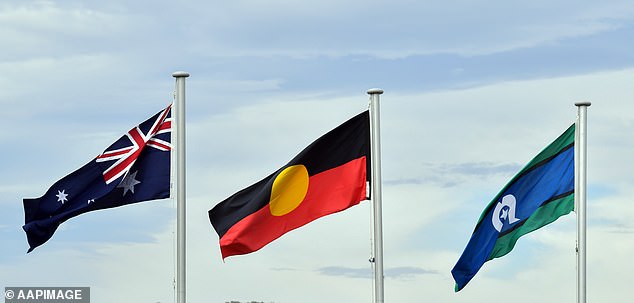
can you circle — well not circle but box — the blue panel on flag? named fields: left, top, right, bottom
left=23, top=105, right=172, bottom=252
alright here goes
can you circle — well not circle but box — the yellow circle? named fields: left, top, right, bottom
left=269, top=165, right=309, bottom=216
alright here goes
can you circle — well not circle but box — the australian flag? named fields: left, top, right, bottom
left=23, top=104, right=172, bottom=252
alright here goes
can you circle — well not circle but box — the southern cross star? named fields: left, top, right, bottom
left=56, top=190, right=69, bottom=204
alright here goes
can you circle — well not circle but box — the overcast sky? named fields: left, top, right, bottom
left=1, top=1, right=633, bottom=302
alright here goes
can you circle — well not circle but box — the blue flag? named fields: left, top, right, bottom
left=23, top=105, right=172, bottom=252
left=452, top=124, right=575, bottom=291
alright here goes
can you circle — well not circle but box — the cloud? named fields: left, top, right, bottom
left=317, top=266, right=371, bottom=279
left=0, top=1, right=140, bottom=61
left=176, top=0, right=634, bottom=58
left=269, top=267, right=300, bottom=272
left=437, top=162, right=522, bottom=176
left=317, top=266, right=438, bottom=280
left=606, top=226, right=634, bottom=234
left=385, top=266, right=440, bottom=280
left=385, top=162, right=521, bottom=187
left=1, top=1, right=633, bottom=302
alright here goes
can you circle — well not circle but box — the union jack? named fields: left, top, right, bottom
left=96, top=104, right=172, bottom=184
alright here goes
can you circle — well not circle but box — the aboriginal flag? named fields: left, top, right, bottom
left=209, top=111, right=370, bottom=259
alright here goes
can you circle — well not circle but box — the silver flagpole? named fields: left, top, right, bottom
left=173, top=71, right=189, bottom=303
left=575, top=101, right=590, bottom=303
left=367, top=88, right=385, bottom=303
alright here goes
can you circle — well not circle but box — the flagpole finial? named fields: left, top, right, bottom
left=172, top=71, right=190, bottom=78
left=367, top=88, right=384, bottom=95
left=575, top=101, right=591, bottom=107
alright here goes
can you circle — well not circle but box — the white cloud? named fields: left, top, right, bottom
left=180, top=0, right=634, bottom=58
left=0, top=1, right=140, bottom=61
left=3, top=68, right=632, bottom=303
left=177, top=68, right=634, bottom=302
left=1, top=1, right=633, bottom=302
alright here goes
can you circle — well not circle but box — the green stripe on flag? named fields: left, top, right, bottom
left=474, top=124, right=576, bottom=228
left=522, top=125, right=576, bottom=173
left=488, top=193, right=575, bottom=260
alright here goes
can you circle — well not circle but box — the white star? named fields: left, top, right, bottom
left=500, top=208, right=509, bottom=220
left=56, top=190, right=69, bottom=204
left=117, top=171, right=141, bottom=196
left=87, top=199, right=95, bottom=205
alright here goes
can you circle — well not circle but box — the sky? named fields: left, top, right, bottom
left=1, top=0, right=633, bottom=302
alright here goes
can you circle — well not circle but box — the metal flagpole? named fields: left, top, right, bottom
left=575, top=101, right=590, bottom=303
left=367, top=88, right=385, bottom=303
left=173, top=71, right=189, bottom=303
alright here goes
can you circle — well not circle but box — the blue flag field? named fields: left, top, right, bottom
left=22, top=105, right=172, bottom=252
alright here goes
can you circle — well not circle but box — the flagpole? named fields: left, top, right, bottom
left=173, top=71, right=189, bottom=303
left=367, top=88, right=385, bottom=303
left=575, top=101, right=590, bottom=303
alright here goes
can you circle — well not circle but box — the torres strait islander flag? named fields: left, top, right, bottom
left=452, top=124, right=575, bottom=291
left=209, top=110, right=370, bottom=259
left=22, top=104, right=172, bottom=252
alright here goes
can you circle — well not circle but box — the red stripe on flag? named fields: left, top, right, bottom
left=103, top=128, right=145, bottom=183
left=158, top=121, right=171, bottom=132
left=97, top=148, right=132, bottom=159
left=218, top=156, right=367, bottom=258
left=148, top=140, right=170, bottom=151
left=149, top=105, right=171, bottom=135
